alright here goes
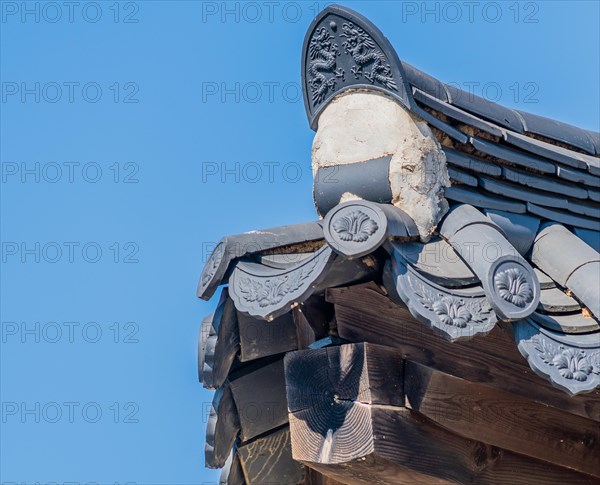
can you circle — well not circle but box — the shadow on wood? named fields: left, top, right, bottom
left=284, top=342, right=598, bottom=484
left=404, top=360, right=600, bottom=477
left=327, top=283, right=600, bottom=422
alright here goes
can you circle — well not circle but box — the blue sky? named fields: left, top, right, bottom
left=1, top=1, right=598, bottom=484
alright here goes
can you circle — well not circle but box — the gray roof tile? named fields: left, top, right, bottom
left=412, top=104, right=469, bottom=144
left=585, top=130, right=600, bottom=155
left=448, top=167, right=478, bottom=187
left=443, top=148, right=502, bottom=177
left=302, top=4, right=414, bottom=130
left=588, top=189, right=600, bottom=203
left=390, top=247, right=498, bottom=342
left=527, top=203, right=600, bottom=231
left=402, top=50, right=599, bottom=162
left=579, top=153, right=600, bottom=176
left=533, top=268, right=555, bottom=289
left=485, top=210, right=540, bottom=256
left=537, top=287, right=581, bottom=313
left=481, top=176, right=568, bottom=210
left=471, top=136, right=555, bottom=174
left=323, top=200, right=419, bottom=259
left=573, top=227, right=600, bottom=252
left=228, top=245, right=335, bottom=321
left=531, top=312, right=599, bottom=334
left=198, top=289, right=238, bottom=390
left=515, top=319, right=600, bottom=395
left=447, top=88, right=524, bottom=133
left=532, top=224, right=600, bottom=318
left=313, top=156, right=393, bottom=217
left=394, top=238, right=478, bottom=288
left=567, top=261, right=600, bottom=319
left=504, top=131, right=588, bottom=171
left=502, top=166, right=588, bottom=200
left=440, top=204, right=540, bottom=322
left=517, top=110, right=597, bottom=155
left=197, top=222, right=324, bottom=300
left=556, top=165, right=600, bottom=187
left=414, top=88, right=505, bottom=138
left=567, top=199, right=600, bottom=219
left=445, top=186, right=526, bottom=213
left=404, top=63, right=449, bottom=101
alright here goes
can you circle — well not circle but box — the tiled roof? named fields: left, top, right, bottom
left=302, top=5, right=600, bottom=231
left=411, top=72, right=600, bottom=228
left=198, top=6, right=600, bottom=480
left=199, top=198, right=600, bottom=397
left=200, top=2, right=599, bottom=393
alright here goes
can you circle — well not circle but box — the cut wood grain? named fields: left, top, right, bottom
left=285, top=342, right=404, bottom=414
left=285, top=343, right=597, bottom=484
left=404, top=360, right=600, bottom=477
left=327, top=283, right=600, bottom=421
left=285, top=343, right=403, bottom=467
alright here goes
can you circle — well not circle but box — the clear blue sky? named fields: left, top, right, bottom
left=1, top=1, right=598, bottom=484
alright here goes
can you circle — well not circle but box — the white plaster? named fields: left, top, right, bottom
left=312, top=90, right=449, bottom=240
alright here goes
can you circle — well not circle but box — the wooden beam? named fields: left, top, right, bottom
left=237, top=311, right=298, bottom=362
left=201, top=290, right=303, bottom=390
left=328, top=282, right=527, bottom=367
left=229, top=359, right=289, bottom=442
left=220, top=449, right=246, bottom=485
left=237, top=426, right=306, bottom=485
left=292, top=295, right=333, bottom=350
left=305, top=454, right=449, bottom=485
left=404, top=360, right=600, bottom=477
left=293, top=305, right=318, bottom=350
left=205, top=357, right=290, bottom=470
left=218, top=432, right=342, bottom=485
left=327, top=283, right=600, bottom=422
left=285, top=343, right=597, bottom=484
left=285, top=342, right=405, bottom=464
left=304, top=468, right=348, bottom=485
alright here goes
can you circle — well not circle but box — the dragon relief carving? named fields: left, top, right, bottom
left=341, top=22, right=397, bottom=90
left=307, top=19, right=398, bottom=106
left=413, top=281, right=494, bottom=329
left=332, top=210, right=378, bottom=243
left=495, top=268, right=533, bottom=308
left=530, top=334, right=600, bottom=382
left=308, top=26, right=345, bottom=104
left=238, top=257, right=319, bottom=307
